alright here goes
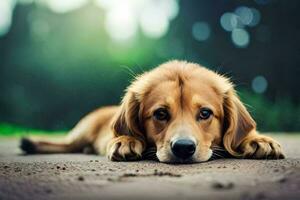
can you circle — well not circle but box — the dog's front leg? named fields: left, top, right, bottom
left=106, top=136, right=144, bottom=161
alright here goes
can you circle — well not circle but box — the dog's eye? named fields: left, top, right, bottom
left=153, top=108, right=170, bottom=121
left=197, top=108, right=213, bottom=120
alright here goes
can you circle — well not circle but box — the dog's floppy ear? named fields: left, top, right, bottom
left=111, top=90, right=146, bottom=144
left=222, top=89, right=256, bottom=157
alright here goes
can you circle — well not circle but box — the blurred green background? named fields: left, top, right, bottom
left=0, top=0, right=299, bottom=135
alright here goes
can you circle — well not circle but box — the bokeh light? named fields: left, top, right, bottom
left=160, top=0, right=179, bottom=20
left=0, top=0, right=179, bottom=41
left=220, top=6, right=261, bottom=48
left=139, top=4, right=169, bottom=39
left=235, top=6, right=253, bottom=26
left=104, top=3, right=138, bottom=41
left=192, top=22, right=211, bottom=42
left=45, top=0, right=88, bottom=14
left=97, top=0, right=179, bottom=41
left=94, top=0, right=118, bottom=10
left=231, top=28, right=250, bottom=47
left=0, top=0, right=16, bottom=37
left=252, top=76, right=268, bottom=93
left=248, top=8, right=261, bottom=27
left=220, top=12, right=239, bottom=32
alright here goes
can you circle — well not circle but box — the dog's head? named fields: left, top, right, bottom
left=112, top=61, right=256, bottom=163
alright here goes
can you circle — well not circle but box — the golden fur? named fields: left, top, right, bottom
left=20, top=60, right=285, bottom=163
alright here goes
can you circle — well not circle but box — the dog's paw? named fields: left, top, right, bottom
left=20, top=137, right=37, bottom=154
left=240, top=135, right=285, bottom=159
left=107, top=136, right=144, bottom=161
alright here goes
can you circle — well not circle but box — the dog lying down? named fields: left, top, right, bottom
left=20, top=60, right=285, bottom=163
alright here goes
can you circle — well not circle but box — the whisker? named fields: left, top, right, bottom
left=142, top=151, right=156, bottom=157
left=211, top=148, right=227, bottom=152
left=211, top=145, right=225, bottom=148
left=209, top=154, right=219, bottom=161
left=148, top=147, right=157, bottom=149
left=211, top=146, right=227, bottom=151
left=132, top=61, right=146, bottom=74
left=142, top=147, right=158, bottom=160
left=143, top=147, right=157, bottom=153
left=119, top=65, right=137, bottom=80
left=142, top=153, right=158, bottom=161
left=144, top=153, right=156, bottom=157
left=211, top=147, right=233, bottom=160
left=143, top=148, right=156, bottom=152
left=213, top=152, right=225, bottom=158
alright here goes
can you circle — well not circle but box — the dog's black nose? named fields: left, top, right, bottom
left=171, top=139, right=196, bottom=160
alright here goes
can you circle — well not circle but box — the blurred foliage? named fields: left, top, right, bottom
left=0, top=0, right=299, bottom=133
left=239, top=90, right=300, bottom=132
left=0, top=123, right=65, bottom=137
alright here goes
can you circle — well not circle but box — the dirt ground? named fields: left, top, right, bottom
left=0, top=135, right=299, bottom=200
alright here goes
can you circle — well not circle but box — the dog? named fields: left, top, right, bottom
left=20, top=60, right=285, bottom=163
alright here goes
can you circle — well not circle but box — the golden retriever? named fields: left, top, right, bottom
left=20, top=60, right=285, bottom=163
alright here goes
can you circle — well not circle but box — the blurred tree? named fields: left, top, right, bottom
left=0, top=0, right=299, bottom=131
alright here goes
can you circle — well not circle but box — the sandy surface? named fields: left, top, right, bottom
left=0, top=135, right=299, bottom=200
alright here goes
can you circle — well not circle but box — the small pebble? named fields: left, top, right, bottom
left=14, top=168, right=21, bottom=172
left=153, top=170, right=181, bottom=177
left=78, top=176, right=84, bottom=181
left=107, top=177, right=114, bottom=182
left=278, top=177, right=287, bottom=183
left=212, top=182, right=234, bottom=190
left=122, top=173, right=137, bottom=177
left=107, top=177, right=120, bottom=182
left=45, top=188, right=52, bottom=194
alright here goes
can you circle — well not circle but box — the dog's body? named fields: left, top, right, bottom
left=21, top=61, right=284, bottom=163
